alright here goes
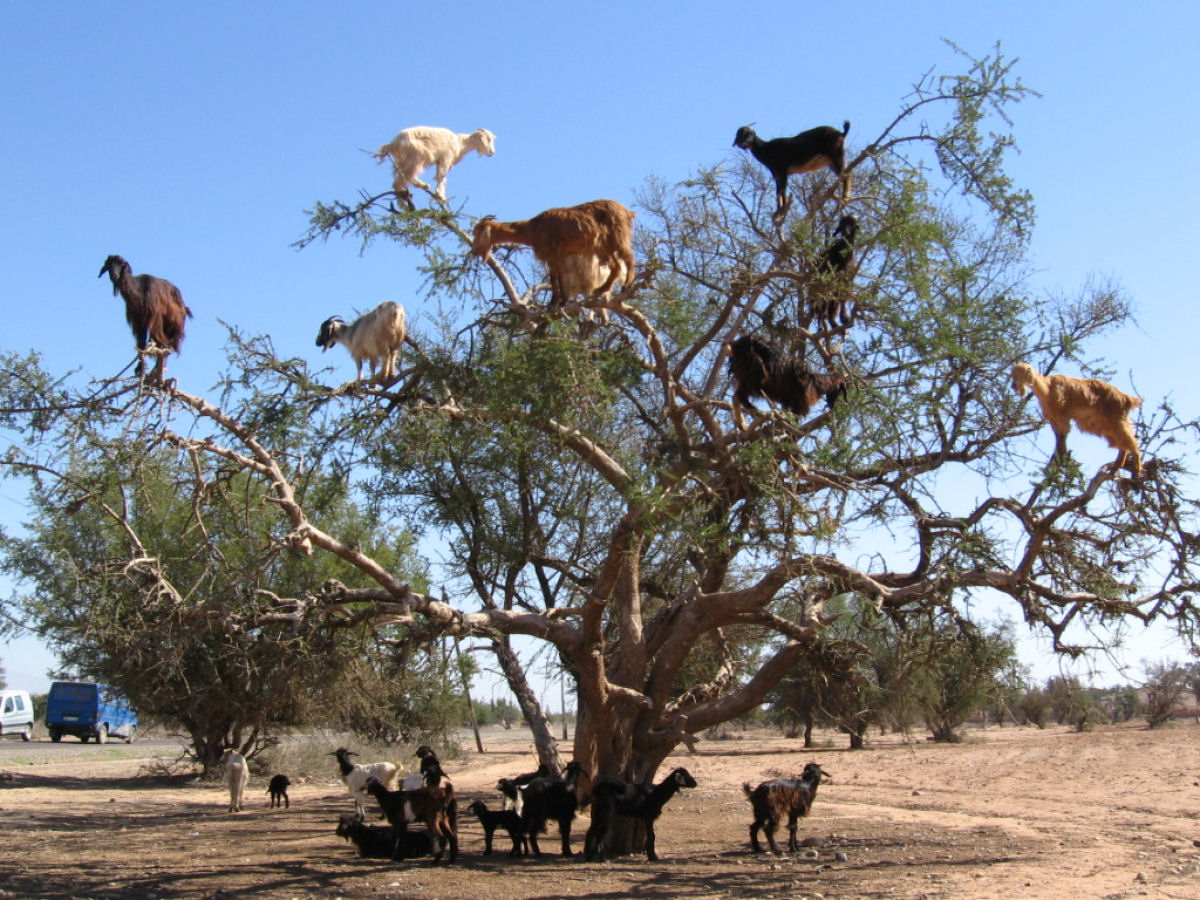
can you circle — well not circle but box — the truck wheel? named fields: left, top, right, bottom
left=49, top=728, right=62, bottom=743
left=125, top=725, right=137, bottom=744
left=97, top=724, right=108, bottom=744
left=21, top=723, right=32, bottom=742
left=81, top=733, right=90, bottom=743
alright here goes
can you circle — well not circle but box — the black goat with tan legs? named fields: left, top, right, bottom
left=468, top=800, right=527, bottom=856
left=727, top=336, right=847, bottom=430
left=364, top=772, right=458, bottom=863
left=809, top=215, right=859, bottom=330
left=584, top=766, right=697, bottom=861
left=98, top=254, right=192, bottom=382
left=744, top=762, right=831, bottom=855
left=733, top=122, right=851, bottom=219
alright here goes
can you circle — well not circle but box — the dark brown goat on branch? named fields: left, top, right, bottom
left=727, top=335, right=847, bottom=430
left=98, top=254, right=192, bottom=382
left=807, top=214, right=859, bottom=330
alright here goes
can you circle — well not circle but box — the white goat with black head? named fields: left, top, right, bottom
left=376, top=125, right=496, bottom=205
left=315, top=300, right=406, bottom=384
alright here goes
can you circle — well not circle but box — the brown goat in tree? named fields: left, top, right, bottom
left=99, top=254, right=192, bottom=381
left=1011, top=362, right=1143, bottom=478
left=471, top=199, right=636, bottom=308
left=727, top=335, right=847, bottom=430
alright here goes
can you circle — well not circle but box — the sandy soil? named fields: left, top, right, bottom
left=1, top=721, right=1198, bottom=900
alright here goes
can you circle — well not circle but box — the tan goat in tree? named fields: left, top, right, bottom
left=471, top=199, right=636, bottom=308
left=1011, top=362, right=1143, bottom=477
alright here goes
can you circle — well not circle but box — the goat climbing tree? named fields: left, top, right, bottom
left=2, top=46, right=1199, bottom=799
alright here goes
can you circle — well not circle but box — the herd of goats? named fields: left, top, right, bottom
left=216, top=743, right=833, bottom=864
left=98, top=119, right=1146, bottom=481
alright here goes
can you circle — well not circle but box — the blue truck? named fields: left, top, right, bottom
left=45, top=681, right=138, bottom=744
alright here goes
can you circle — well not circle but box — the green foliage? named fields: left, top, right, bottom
left=1141, top=660, right=1189, bottom=728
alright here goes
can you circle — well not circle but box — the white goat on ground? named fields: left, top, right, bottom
left=375, top=126, right=496, bottom=203
left=315, top=300, right=407, bottom=384
left=219, top=747, right=249, bottom=813
left=330, top=747, right=399, bottom=817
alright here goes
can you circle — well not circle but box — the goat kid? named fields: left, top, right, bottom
left=468, top=799, right=528, bottom=856
left=471, top=199, right=636, bottom=309
left=733, top=121, right=851, bottom=218
left=315, top=300, right=407, bottom=384
left=266, top=773, right=291, bottom=808
left=99, top=254, right=193, bottom=382
left=376, top=126, right=496, bottom=205
left=744, top=762, right=831, bottom=855
left=584, top=766, right=697, bottom=862
left=1011, top=363, right=1143, bottom=478
left=727, top=335, right=847, bottom=430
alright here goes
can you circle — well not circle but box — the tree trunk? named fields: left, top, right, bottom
left=492, top=637, right=562, bottom=771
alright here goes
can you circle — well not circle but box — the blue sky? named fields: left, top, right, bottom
left=1, top=1, right=1197, bottom=695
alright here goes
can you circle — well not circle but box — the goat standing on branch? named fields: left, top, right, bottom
left=375, top=125, right=496, bottom=206
left=315, top=300, right=407, bottom=385
left=471, top=199, right=636, bottom=309
left=98, top=254, right=192, bottom=382
left=1011, top=362, right=1143, bottom=478
left=808, top=214, right=859, bottom=330
left=727, top=335, right=847, bottom=430
left=733, top=121, right=851, bottom=220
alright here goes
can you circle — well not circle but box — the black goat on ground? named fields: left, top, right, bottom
left=497, top=763, right=552, bottom=813
left=727, top=336, right=847, bottom=430
left=468, top=799, right=527, bottom=856
left=266, top=773, right=291, bottom=808
left=584, top=766, right=697, bottom=861
left=364, top=771, right=458, bottom=863
left=733, top=122, right=851, bottom=219
left=743, top=762, right=831, bottom=855
left=99, top=254, right=193, bottom=382
left=335, top=812, right=433, bottom=859
left=519, top=760, right=588, bottom=856
left=808, top=215, right=859, bottom=330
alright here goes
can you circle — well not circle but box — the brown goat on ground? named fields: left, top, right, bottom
left=471, top=200, right=636, bottom=308
left=365, top=771, right=458, bottom=863
left=1011, top=362, right=1143, bottom=477
left=99, top=254, right=193, bottom=382
left=727, top=335, right=847, bottom=430
left=743, top=762, right=830, bottom=855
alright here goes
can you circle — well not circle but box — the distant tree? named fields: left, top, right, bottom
left=1015, top=686, right=1051, bottom=728
left=1141, top=661, right=1188, bottom=728
left=912, top=616, right=1016, bottom=742
left=1045, top=676, right=1101, bottom=731
left=0, top=659, right=6, bottom=690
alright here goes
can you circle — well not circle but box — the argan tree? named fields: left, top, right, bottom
left=2, top=45, right=1198, bottom=808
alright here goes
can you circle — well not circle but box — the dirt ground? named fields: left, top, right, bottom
left=1, top=721, right=1198, bottom=900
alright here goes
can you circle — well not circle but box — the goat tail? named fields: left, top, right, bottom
left=741, top=782, right=756, bottom=799
left=842, top=120, right=851, bottom=136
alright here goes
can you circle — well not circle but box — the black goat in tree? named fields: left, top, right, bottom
left=733, top=121, right=851, bottom=220
left=727, top=335, right=847, bottom=430
left=808, top=214, right=859, bottom=330
left=98, top=254, right=192, bottom=382
left=584, top=766, right=698, bottom=861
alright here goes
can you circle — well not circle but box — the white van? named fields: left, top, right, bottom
left=0, top=689, right=34, bottom=741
